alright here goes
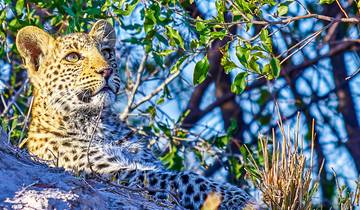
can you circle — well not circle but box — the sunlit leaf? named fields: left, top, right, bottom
left=193, top=55, right=209, bottom=85
left=15, top=0, right=24, bottom=16
left=231, top=72, right=248, bottom=94
left=277, top=5, right=288, bottom=16
left=270, top=57, right=281, bottom=78
left=319, top=0, right=335, bottom=4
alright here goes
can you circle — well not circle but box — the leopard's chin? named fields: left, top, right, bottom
left=93, top=89, right=116, bottom=107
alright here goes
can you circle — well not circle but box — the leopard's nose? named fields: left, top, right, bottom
left=96, top=67, right=113, bottom=79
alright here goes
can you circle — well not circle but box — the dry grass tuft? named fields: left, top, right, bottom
left=246, top=113, right=323, bottom=210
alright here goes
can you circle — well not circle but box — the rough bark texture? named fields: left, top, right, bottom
left=0, top=128, right=176, bottom=210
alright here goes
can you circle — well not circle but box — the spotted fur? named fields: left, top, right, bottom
left=16, top=20, right=257, bottom=209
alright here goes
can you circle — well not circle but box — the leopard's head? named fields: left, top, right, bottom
left=16, top=20, right=121, bottom=114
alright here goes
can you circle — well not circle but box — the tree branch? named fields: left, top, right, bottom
left=131, top=70, right=181, bottom=111
left=120, top=54, right=148, bottom=121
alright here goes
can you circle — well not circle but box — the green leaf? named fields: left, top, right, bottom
left=160, top=145, right=184, bottom=171
left=260, top=29, right=272, bottom=53
left=231, top=72, right=248, bottom=94
left=15, top=0, right=24, bottom=16
left=156, top=97, right=165, bottom=105
left=277, top=5, right=288, bottom=16
left=215, top=0, right=225, bottom=22
left=193, top=56, right=209, bottom=85
left=210, top=30, right=227, bottom=39
left=165, top=26, right=184, bottom=49
left=215, top=135, right=230, bottom=148
left=157, top=49, right=174, bottom=56
left=157, top=122, right=172, bottom=137
left=170, top=55, right=187, bottom=73
left=319, top=0, right=335, bottom=4
left=144, top=9, right=156, bottom=33
left=145, top=105, right=156, bottom=119
left=227, top=118, right=238, bottom=136
left=195, top=18, right=206, bottom=32
left=9, top=19, right=21, bottom=29
left=270, top=57, right=281, bottom=78
left=155, top=32, right=169, bottom=45
left=221, top=47, right=238, bottom=74
left=249, top=56, right=260, bottom=73
left=115, top=0, right=139, bottom=16
left=236, top=45, right=251, bottom=68
left=62, top=6, right=75, bottom=16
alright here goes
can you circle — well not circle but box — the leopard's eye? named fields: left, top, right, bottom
left=101, top=48, right=112, bottom=60
left=64, top=52, right=81, bottom=62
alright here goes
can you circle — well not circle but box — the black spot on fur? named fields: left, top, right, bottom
left=62, top=141, right=72, bottom=147
left=195, top=178, right=204, bottom=184
left=184, top=196, right=191, bottom=204
left=53, top=145, right=58, bottom=152
left=150, top=178, right=158, bottom=186
left=94, top=155, right=102, bottom=161
left=160, top=181, right=166, bottom=189
left=107, top=157, right=117, bottom=162
left=138, top=174, right=144, bottom=182
left=73, top=155, right=78, bottom=161
left=63, top=106, right=70, bottom=112
left=170, top=174, right=177, bottom=180
left=199, top=183, right=207, bottom=191
left=194, top=194, right=200, bottom=202
left=181, top=174, right=189, bottom=184
left=89, top=150, right=98, bottom=156
left=96, top=163, right=110, bottom=169
left=202, top=193, right=207, bottom=201
left=157, top=194, right=167, bottom=200
left=186, top=185, right=194, bottom=195
left=79, top=153, right=86, bottom=159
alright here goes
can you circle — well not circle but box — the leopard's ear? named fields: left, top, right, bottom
left=89, top=20, right=116, bottom=48
left=16, top=26, right=54, bottom=74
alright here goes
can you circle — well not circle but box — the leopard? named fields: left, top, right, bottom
left=16, top=20, right=258, bottom=210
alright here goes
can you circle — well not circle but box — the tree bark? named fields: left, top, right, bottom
left=324, top=4, right=360, bottom=172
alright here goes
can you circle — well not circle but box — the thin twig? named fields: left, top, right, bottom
left=18, top=96, right=34, bottom=145
left=131, top=70, right=181, bottom=111
left=120, top=54, right=148, bottom=121
left=345, top=66, right=360, bottom=80
left=280, top=22, right=333, bottom=65
left=335, top=0, right=349, bottom=18
left=1, top=79, right=29, bottom=117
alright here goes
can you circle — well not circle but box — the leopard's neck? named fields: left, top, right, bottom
left=27, top=96, right=127, bottom=145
